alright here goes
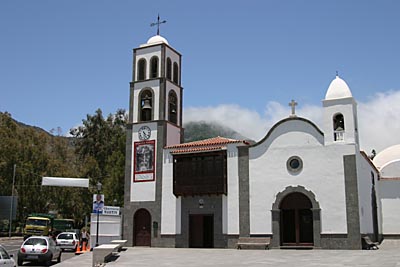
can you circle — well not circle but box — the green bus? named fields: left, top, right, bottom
left=53, top=219, right=75, bottom=236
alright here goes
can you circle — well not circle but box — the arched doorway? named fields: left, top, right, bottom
left=134, top=209, right=151, bottom=246
left=280, top=192, right=313, bottom=246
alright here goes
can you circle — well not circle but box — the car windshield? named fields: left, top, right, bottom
left=24, top=238, right=47, bottom=246
left=58, top=233, right=74, bottom=239
left=26, top=218, right=48, bottom=226
left=0, top=247, right=10, bottom=259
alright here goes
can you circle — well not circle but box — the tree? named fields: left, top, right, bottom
left=0, top=112, right=86, bottom=227
left=70, top=109, right=127, bottom=207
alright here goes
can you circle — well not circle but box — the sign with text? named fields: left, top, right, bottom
left=102, top=206, right=120, bottom=216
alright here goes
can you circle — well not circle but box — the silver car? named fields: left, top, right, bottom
left=17, top=236, right=61, bottom=266
left=0, top=245, right=16, bottom=267
left=56, top=232, right=79, bottom=251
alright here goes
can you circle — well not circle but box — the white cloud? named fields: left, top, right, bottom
left=358, top=90, right=400, bottom=153
left=184, top=90, right=400, bottom=154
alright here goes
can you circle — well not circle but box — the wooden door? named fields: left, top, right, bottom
left=280, top=193, right=313, bottom=246
left=134, top=209, right=151, bottom=246
left=189, top=214, right=214, bottom=248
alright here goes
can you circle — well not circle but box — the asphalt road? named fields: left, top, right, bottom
left=0, top=237, right=77, bottom=266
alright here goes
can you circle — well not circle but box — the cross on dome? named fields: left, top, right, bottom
left=289, top=100, right=298, bottom=117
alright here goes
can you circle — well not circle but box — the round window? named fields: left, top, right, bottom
left=287, top=156, right=303, bottom=174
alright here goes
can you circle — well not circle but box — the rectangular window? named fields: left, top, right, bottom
left=173, top=151, right=227, bottom=196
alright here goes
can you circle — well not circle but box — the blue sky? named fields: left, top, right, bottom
left=1, top=1, right=400, bottom=152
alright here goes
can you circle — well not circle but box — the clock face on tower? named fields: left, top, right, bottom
left=138, top=126, right=151, bottom=140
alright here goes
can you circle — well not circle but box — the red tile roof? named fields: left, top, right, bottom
left=166, top=136, right=250, bottom=154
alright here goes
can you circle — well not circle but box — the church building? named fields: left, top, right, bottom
left=123, top=33, right=400, bottom=249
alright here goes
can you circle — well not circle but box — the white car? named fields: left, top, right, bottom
left=18, top=236, right=61, bottom=266
left=56, top=232, right=79, bottom=251
left=0, top=245, right=16, bottom=267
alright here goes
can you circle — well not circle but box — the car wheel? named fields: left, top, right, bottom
left=57, top=251, right=62, bottom=263
left=17, top=258, right=23, bottom=266
left=45, top=253, right=52, bottom=266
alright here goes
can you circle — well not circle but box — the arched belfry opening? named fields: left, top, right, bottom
left=173, top=62, right=179, bottom=84
left=140, top=90, right=153, bottom=122
left=150, top=56, right=159, bottom=78
left=137, top=58, right=146, bottom=81
left=168, top=90, right=178, bottom=124
left=271, top=186, right=321, bottom=248
left=166, top=57, right=172, bottom=80
left=333, top=113, right=345, bottom=141
left=133, top=209, right=151, bottom=246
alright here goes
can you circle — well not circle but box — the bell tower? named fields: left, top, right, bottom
left=322, top=75, right=359, bottom=146
left=124, top=31, right=184, bottom=246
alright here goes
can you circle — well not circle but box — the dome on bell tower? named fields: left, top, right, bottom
left=325, top=75, right=353, bottom=100
left=147, top=35, right=169, bottom=45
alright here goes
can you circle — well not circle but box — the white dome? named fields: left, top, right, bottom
left=146, top=35, right=169, bottom=45
left=325, top=76, right=353, bottom=100
left=373, top=144, right=400, bottom=169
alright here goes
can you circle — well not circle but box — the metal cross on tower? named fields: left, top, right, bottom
left=289, top=99, right=298, bottom=117
left=150, top=14, right=167, bottom=35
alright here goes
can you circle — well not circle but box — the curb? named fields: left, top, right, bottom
left=0, top=236, right=23, bottom=241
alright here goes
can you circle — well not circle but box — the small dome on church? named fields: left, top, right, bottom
left=325, top=75, right=353, bottom=100
left=147, top=35, right=169, bottom=45
left=373, top=144, right=400, bottom=169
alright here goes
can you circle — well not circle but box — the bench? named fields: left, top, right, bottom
left=110, top=239, right=127, bottom=252
left=237, top=237, right=271, bottom=250
left=362, top=236, right=379, bottom=250
left=92, top=244, right=120, bottom=267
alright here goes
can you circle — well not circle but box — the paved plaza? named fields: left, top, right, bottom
left=57, top=240, right=400, bottom=267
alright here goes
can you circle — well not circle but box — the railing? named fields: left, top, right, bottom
left=334, top=131, right=345, bottom=141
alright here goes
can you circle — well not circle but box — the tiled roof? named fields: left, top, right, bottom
left=380, top=177, right=400, bottom=181
left=170, top=146, right=225, bottom=154
left=166, top=136, right=250, bottom=154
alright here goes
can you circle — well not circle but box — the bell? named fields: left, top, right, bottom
left=142, top=99, right=152, bottom=110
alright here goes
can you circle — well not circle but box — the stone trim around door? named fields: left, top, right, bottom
left=271, top=185, right=321, bottom=248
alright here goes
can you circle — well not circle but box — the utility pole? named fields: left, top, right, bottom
left=9, top=164, right=16, bottom=239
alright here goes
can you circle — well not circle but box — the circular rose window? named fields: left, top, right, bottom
left=287, top=156, right=303, bottom=174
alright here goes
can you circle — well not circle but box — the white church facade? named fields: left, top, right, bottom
left=123, top=34, right=400, bottom=249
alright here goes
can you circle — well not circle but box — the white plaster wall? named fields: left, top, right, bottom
left=90, top=214, right=121, bottom=248
left=130, top=122, right=158, bottom=202
left=133, top=79, right=160, bottom=122
left=135, top=45, right=162, bottom=81
left=378, top=180, right=400, bottom=234
left=161, top=151, right=179, bottom=234
left=166, top=123, right=181, bottom=146
left=249, top=119, right=355, bottom=235
left=225, top=145, right=240, bottom=235
left=356, top=153, right=376, bottom=234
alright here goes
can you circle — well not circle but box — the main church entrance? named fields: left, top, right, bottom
left=280, top=192, right=314, bottom=246
left=134, top=209, right=151, bottom=246
left=189, top=214, right=214, bottom=248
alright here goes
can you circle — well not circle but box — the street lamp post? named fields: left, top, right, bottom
left=95, top=181, right=102, bottom=247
